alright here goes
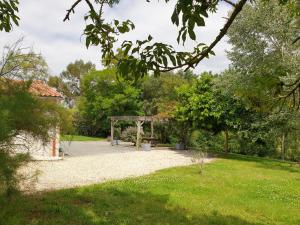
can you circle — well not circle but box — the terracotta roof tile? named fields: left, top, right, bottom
left=29, top=80, right=63, bottom=98
left=4, top=79, right=63, bottom=98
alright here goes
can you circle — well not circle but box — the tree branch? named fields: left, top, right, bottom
left=63, top=0, right=83, bottom=22
left=279, top=77, right=300, bottom=110
left=222, top=0, right=236, bottom=7
left=187, top=0, right=248, bottom=70
left=63, top=0, right=248, bottom=77
left=151, top=0, right=248, bottom=73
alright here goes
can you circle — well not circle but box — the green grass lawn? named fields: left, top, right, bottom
left=1, top=154, right=300, bottom=225
left=61, top=135, right=106, bottom=142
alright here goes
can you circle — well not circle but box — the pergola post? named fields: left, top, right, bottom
left=111, top=119, right=114, bottom=146
left=136, top=121, right=144, bottom=150
left=151, top=120, right=154, bottom=138
left=136, top=121, right=141, bottom=150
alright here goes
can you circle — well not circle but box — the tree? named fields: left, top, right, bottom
left=75, top=68, right=142, bottom=136
left=177, top=69, right=198, bottom=82
left=64, top=0, right=248, bottom=78
left=266, top=111, right=300, bottom=160
left=141, top=72, right=190, bottom=116
left=47, top=76, right=72, bottom=98
left=227, top=0, right=300, bottom=109
left=60, top=59, right=95, bottom=97
left=0, top=38, right=48, bottom=81
left=141, top=72, right=192, bottom=143
left=1, top=0, right=250, bottom=77
left=219, top=0, right=300, bottom=156
left=2, top=1, right=296, bottom=89
left=175, top=72, right=248, bottom=152
left=224, top=0, right=300, bottom=158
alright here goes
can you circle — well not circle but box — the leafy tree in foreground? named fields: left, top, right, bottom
left=63, top=0, right=249, bottom=78
left=0, top=0, right=19, bottom=32
left=0, top=0, right=251, bottom=76
left=1, top=0, right=297, bottom=107
left=1, top=0, right=297, bottom=81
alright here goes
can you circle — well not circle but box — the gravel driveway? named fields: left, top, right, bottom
left=27, top=141, right=213, bottom=191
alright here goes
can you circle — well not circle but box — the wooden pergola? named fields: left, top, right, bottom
left=109, top=116, right=169, bottom=150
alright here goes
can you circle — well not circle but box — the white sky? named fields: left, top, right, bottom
left=0, top=0, right=232, bottom=75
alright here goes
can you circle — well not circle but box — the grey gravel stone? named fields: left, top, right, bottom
left=25, top=141, right=214, bottom=191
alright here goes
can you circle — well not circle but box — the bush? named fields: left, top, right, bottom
left=0, top=41, right=73, bottom=197
left=0, top=87, right=72, bottom=196
left=0, top=152, right=31, bottom=197
left=121, top=127, right=137, bottom=145
left=189, top=130, right=223, bottom=152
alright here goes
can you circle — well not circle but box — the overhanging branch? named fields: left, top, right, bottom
left=63, top=0, right=83, bottom=22
left=187, top=0, right=248, bottom=71
left=223, top=0, right=236, bottom=7
left=149, top=0, right=248, bottom=73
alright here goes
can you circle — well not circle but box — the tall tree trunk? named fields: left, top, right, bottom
left=281, top=132, right=286, bottom=161
left=224, top=129, right=229, bottom=153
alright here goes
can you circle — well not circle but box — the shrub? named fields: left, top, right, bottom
left=121, top=127, right=137, bottom=145
left=0, top=40, right=72, bottom=197
left=0, top=152, right=31, bottom=197
left=189, top=130, right=223, bottom=152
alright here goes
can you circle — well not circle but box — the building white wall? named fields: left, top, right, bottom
left=14, top=127, right=60, bottom=160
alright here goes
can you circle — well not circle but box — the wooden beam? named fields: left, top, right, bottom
left=109, top=115, right=168, bottom=122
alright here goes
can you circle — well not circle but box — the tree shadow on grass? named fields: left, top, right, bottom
left=216, top=153, right=300, bottom=173
left=2, top=187, right=266, bottom=225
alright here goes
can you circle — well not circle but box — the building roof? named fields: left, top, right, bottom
left=28, top=80, right=63, bottom=98
left=1, top=79, right=63, bottom=98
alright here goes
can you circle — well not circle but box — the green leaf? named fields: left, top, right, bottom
left=188, top=28, right=196, bottom=41
left=86, top=37, right=91, bottom=48
left=169, top=55, right=177, bottom=66
left=114, top=20, right=119, bottom=26
left=182, top=30, right=187, bottom=44
left=195, top=16, right=205, bottom=27
left=124, top=44, right=132, bottom=56
left=132, top=47, right=140, bottom=54
left=85, top=24, right=94, bottom=32
left=171, top=8, right=179, bottom=26
left=162, top=56, right=168, bottom=67
left=12, top=15, right=19, bottom=26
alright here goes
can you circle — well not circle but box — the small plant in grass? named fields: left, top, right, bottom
left=191, top=151, right=207, bottom=174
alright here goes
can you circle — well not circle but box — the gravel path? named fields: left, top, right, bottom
left=26, top=141, right=214, bottom=191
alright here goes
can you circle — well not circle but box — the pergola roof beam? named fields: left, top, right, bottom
left=109, top=116, right=168, bottom=122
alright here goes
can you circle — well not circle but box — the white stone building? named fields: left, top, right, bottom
left=15, top=81, right=63, bottom=160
